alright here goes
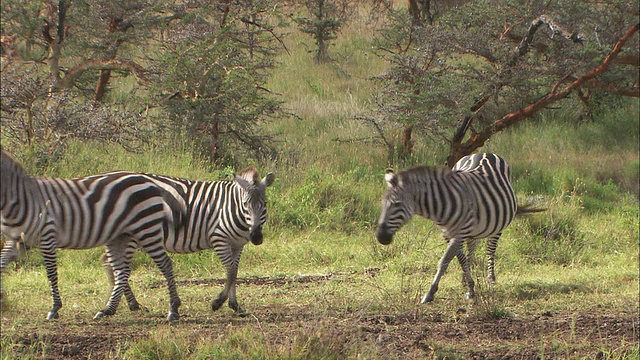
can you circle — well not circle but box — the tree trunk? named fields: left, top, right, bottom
left=210, top=115, right=220, bottom=162
left=42, top=1, right=68, bottom=97
left=401, top=125, right=413, bottom=158
left=94, top=70, right=112, bottom=102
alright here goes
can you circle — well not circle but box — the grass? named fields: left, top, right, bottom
left=2, top=213, right=637, bottom=358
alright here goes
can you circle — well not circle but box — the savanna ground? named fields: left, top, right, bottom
left=1, top=217, right=638, bottom=359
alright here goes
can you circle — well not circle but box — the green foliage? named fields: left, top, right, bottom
left=370, top=0, right=638, bottom=158
left=155, top=4, right=286, bottom=166
left=124, top=329, right=192, bottom=360
left=268, top=164, right=380, bottom=232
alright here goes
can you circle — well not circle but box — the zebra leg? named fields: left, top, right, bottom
left=153, top=253, right=181, bottom=321
left=101, top=244, right=141, bottom=311
left=39, top=242, right=63, bottom=320
left=122, top=243, right=141, bottom=310
left=227, top=247, right=246, bottom=315
left=95, top=244, right=130, bottom=320
left=212, top=246, right=246, bottom=315
left=138, top=240, right=181, bottom=321
left=465, top=238, right=479, bottom=270
left=0, top=239, right=20, bottom=273
left=486, top=233, right=501, bottom=284
left=422, top=238, right=464, bottom=303
left=455, top=245, right=475, bottom=300
left=0, top=239, right=20, bottom=303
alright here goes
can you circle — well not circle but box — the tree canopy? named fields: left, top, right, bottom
left=370, top=0, right=638, bottom=165
left=1, top=0, right=287, bottom=165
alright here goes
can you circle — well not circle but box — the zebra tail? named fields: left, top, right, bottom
left=160, top=191, right=187, bottom=230
left=516, top=203, right=547, bottom=216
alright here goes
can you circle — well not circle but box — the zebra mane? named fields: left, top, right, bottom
left=395, top=165, right=451, bottom=185
left=1, top=150, right=27, bottom=178
left=238, top=166, right=259, bottom=183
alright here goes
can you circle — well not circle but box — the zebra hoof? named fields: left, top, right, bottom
left=211, top=298, right=225, bottom=311
left=230, top=302, right=247, bottom=317
left=167, top=312, right=180, bottom=322
left=129, top=302, right=141, bottom=311
left=93, top=309, right=114, bottom=320
left=46, top=311, right=59, bottom=320
left=465, top=292, right=475, bottom=301
left=237, top=310, right=249, bottom=318
left=93, top=311, right=106, bottom=320
left=228, top=300, right=244, bottom=313
left=421, top=294, right=435, bottom=304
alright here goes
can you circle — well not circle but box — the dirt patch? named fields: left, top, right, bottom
left=4, top=309, right=636, bottom=359
left=172, top=272, right=342, bottom=287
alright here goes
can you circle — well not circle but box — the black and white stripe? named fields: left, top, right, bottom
left=377, top=153, right=531, bottom=303
left=104, top=167, right=275, bottom=315
left=1, top=151, right=182, bottom=321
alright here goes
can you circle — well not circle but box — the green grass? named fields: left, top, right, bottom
left=2, top=221, right=637, bottom=358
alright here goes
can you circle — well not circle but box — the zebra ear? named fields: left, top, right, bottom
left=261, top=173, right=275, bottom=187
left=384, top=169, right=398, bottom=188
left=234, top=174, right=252, bottom=190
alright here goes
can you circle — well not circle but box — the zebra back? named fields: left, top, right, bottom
left=377, top=153, right=524, bottom=304
left=378, top=153, right=517, bottom=241
left=31, top=172, right=178, bottom=249
left=2, top=153, right=183, bottom=320
left=101, top=167, right=275, bottom=316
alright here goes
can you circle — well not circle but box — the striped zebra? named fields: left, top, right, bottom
left=377, top=153, right=541, bottom=303
left=102, top=167, right=275, bottom=315
left=1, top=150, right=183, bottom=321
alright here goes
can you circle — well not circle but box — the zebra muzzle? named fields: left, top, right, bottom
left=250, top=227, right=264, bottom=245
left=376, top=225, right=394, bottom=245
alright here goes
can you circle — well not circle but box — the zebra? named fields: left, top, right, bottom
left=102, top=167, right=275, bottom=315
left=376, top=153, right=542, bottom=303
left=1, top=150, right=183, bottom=321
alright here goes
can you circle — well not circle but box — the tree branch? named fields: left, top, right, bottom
left=509, top=14, right=583, bottom=66
left=447, top=22, right=639, bottom=166
left=59, top=59, right=147, bottom=89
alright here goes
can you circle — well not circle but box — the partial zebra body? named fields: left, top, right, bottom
left=377, top=153, right=527, bottom=303
left=104, top=168, right=275, bottom=315
left=1, top=151, right=182, bottom=321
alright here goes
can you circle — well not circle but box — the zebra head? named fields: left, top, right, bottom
left=1, top=151, right=34, bottom=214
left=234, top=167, right=275, bottom=245
left=377, top=168, right=414, bottom=245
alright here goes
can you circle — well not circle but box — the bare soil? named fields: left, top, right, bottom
left=2, top=276, right=638, bottom=359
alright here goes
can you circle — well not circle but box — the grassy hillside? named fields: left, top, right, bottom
left=1, top=6, right=638, bottom=360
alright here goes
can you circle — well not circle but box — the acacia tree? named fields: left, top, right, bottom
left=370, top=0, right=639, bottom=165
left=293, top=0, right=356, bottom=63
left=0, top=0, right=174, bottom=159
left=1, top=0, right=287, bottom=166
left=156, top=1, right=286, bottom=164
